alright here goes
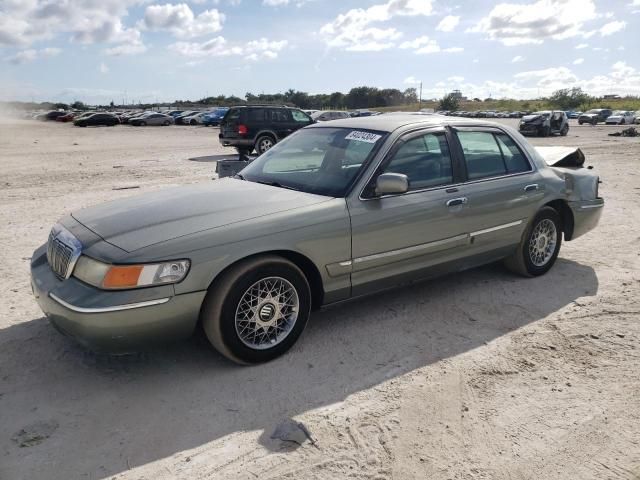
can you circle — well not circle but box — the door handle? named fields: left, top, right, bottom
left=524, top=184, right=539, bottom=192
left=446, top=197, right=468, bottom=207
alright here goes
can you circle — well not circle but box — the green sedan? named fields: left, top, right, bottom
left=31, top=114, right=604, bottom=364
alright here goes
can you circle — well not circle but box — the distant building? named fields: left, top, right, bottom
left=449, top=89, right=467, bottom=101
left=603, top=94, right=621, bottom=99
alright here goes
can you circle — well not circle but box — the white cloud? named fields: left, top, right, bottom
left=469, top=0, right=597, bottom=46
left=320, top=0, right=434, bottom=51
left=576, top=43, right=589, bottom=49
left=99, top=62, right=109, bottom=73
left=169, top=36, right=287, bottom=60
left=573, top=58, right=584, bottom=65
left=403, top=75, right=421, bottom=84
left=143, top=3, right=225, bottom=38
left=436, top=15, right=459, bottom=32
left=5, top=47, right=61, bottom=64
left=448, top=76, right=464, bottom=82
left=264, top=0, right=311, bottom=5
left=512, top=55, right=524, bottom=63
left=0, top=0, right=146, bottom=54
left=104, top=43, right=147, bottom=56
left=599, top=20, right=625, bottom=36
left=399, top=36, right=463, bottom=54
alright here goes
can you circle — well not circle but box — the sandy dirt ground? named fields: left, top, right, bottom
left=0, top=119, right=638, bottom=480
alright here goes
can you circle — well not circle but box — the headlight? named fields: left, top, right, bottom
left=73, top=256, right=190, bottom=290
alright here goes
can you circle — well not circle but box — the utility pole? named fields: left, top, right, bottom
left=419, top=81, right=422, bottom=109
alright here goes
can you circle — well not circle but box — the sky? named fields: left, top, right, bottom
left=1, top=0, right=639, bottom=104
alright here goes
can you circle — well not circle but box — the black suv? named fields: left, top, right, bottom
left=577, top=108, right=612, bottom=125
left=219, top=106, right=313, bottom=155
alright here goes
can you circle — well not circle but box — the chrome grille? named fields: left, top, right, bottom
left=46, top=225, right=82, bottom=279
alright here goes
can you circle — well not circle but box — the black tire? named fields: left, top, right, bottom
left=620, top=119, right=625, bottom=125
left=578, top=121, right=583, bottom=125
left=504, top=207, right=562, bottom=277
left=190, top=120, right=197, bottom=125
left=560, top=124, right=569, bottom=136
left=163, top=120, right=170, bottom=126
left=140, top=121, right=146, bottom=126
left=541, top=126, right=550, bottom=137
left=256, top=135, right=276, bottom=155
left=201, top=255, right=312, bottom=364
left=592, top=119, right=597, bottom=125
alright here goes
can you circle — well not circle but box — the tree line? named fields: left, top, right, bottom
left=188, top=86, right=419, bottom=110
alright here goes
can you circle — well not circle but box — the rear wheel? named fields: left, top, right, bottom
left=201, top=256, right=312, bottom=364
left=504, top=207, right=562, bottom=277
left=256, top=135, right=276, bottom=155
left=560, top=124, right=569, bottom=136
left=140, top=121, right=147, bottom=126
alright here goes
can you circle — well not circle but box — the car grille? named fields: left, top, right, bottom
left=47, top=227, right=82, bottom=279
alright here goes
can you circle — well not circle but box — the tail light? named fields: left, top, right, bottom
left=238, top=124, right=248, bottom=135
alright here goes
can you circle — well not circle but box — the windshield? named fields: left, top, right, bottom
left=612, top=110, right=624, bottom=115
left=586, top=109, right=600, bottom=114
left=240, top=127, right=387, bottom=197
left=533, top=111, right=551, bottom=117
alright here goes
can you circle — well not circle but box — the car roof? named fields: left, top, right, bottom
left=306, top=113, right=493, bottom=133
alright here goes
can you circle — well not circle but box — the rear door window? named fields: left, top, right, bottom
left=456, top=131, right=531, bottom=180
left=269, top=109, right=290, bottom=122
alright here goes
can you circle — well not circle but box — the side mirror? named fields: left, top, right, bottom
left=374, top=173, right=409, bottom=196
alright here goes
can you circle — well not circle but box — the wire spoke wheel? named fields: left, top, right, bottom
left=235, top=276, right=299, bottom=350
left=528, top=219, right=557, bottom=267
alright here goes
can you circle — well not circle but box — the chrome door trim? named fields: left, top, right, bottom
left=470, top=220, right=523, bottom=237
left=579, top=204, right=604, bottom=209
left=352, top=233, right=469, bottom=267
left=49, top=293, right=170, bottom=314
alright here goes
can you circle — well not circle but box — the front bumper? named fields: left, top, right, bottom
left=568, top=198, right=604, bottom=240
left=30, top=245, right=206, bottom=353
left=519, top=124, right=541, bottom=135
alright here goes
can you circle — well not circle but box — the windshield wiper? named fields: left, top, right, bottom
left=255, top=180, right=300, bottom=191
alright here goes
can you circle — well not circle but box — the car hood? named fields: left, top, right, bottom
left=522, top=114, right=544, bottom=122
left=72, top=178, right=331, bottom=253
left=607, top=115, right=623, bottom=120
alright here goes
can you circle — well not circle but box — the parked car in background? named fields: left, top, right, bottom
left=73, top=113, right=119, bottom=127
left=519, top=110, right=569, bottom=137
left=37, top=111, right=67, bottom=121
left=219, top=105, right=313, bottom=155
left=202, top=108, right=229, bottom=126
left=566, top=111, right=582, bottom=119
left=605, top=110, right=636, bottom=125
left=56, top=112, right=76, bottom=122
left=303, top=109, right=319, bottom=116
left=31, top=115, right=603, bottom=364
left=130, top=113, right=174, bottom=126
left=181, top=111, right=212, bottom=125
left=578, top=109, right=612, bottom=125
left=310, top=110, right=351, bottom=122
left=174, top=111, right=199, bottom=125
left=635, top=111, right=640, bottom=124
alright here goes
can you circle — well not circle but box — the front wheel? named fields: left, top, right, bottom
left=201, top=256, right=312, bottom=364
left=504, top=207, right=562, bottom=277
left=163, top=120, right=170, bottom=126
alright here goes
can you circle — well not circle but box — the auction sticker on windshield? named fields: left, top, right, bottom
left=345, top=131, right=382, bottom=143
